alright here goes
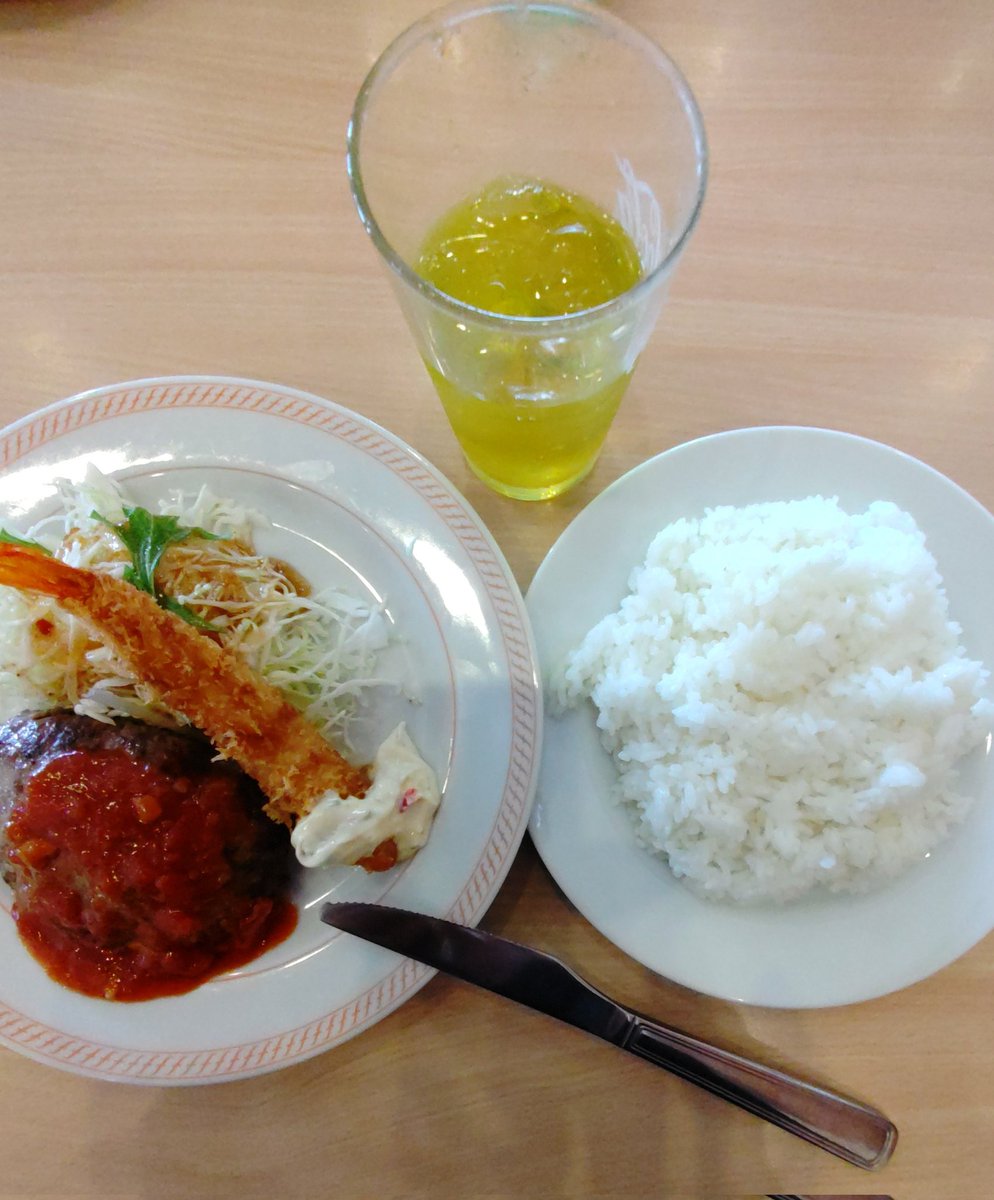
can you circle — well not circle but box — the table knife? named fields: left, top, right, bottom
left=321, top=901, right=897, bottom=1171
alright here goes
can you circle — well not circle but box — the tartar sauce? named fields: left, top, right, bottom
left=290, top=723, right=440, bottom=869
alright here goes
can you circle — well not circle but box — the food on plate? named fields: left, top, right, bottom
left=0, top=470, right=442, bottom=999
left=291, top=723, right=443, bottom=868
left=555, top=496, right=992, bottom=903
left=0, top=541, right=441, bottom=868
left=0, top=471, right=390, bottom=749
left=0, top=470, right=441, bottom=870
left=0, top=711, right=295, bottom=1001
left=0, top=543, right=374, bottom=820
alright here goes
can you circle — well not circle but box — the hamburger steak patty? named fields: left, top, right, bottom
left=0, top=711, right=218, bottom=834
left=0, top=711, right=297, bottom=1000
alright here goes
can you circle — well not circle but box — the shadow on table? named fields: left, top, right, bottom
left=0, top=0, right=134, bottom=31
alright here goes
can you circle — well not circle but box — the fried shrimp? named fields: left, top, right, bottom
left=0, top=544, right=370, bottom=826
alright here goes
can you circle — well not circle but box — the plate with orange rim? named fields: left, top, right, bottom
left=0, top=375, right=542, bottom=1083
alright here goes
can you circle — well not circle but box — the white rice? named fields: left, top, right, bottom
left=555, top=497, right=993, bottom=903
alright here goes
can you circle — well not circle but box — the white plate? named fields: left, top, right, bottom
left=0, top=376, right=541, bottom=1081
left=527, top=426, right=994, bottom=1008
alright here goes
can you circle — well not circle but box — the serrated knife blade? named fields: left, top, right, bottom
left=321, top=902, right=897, bottom=1172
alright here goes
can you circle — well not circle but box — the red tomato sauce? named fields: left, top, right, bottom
left=4, top=748, right=296, bottom=1001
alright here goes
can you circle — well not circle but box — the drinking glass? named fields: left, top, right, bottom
left=348, top=0, right=707, bottom=501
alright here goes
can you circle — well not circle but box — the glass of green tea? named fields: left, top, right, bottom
left=347, top=0, right=707, bottom=501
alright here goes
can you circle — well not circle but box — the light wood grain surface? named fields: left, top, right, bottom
left=1, top=1, right=992, bottom=1196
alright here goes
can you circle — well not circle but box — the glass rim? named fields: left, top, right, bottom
left=346, top=0, right=709, bottom=332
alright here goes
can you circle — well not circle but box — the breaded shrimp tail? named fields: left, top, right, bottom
left=0, top=544, right=369, bottom=824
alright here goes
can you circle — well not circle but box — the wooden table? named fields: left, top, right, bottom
left=1, top=1, right=991, bottom=1195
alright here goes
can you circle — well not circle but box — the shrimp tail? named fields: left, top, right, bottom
left=0, top=544, right=92, bottom=601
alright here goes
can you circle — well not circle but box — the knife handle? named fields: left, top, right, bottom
left=623, top=1017, right=897, bottom=1170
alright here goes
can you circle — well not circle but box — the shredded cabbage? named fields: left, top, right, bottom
left=0, top=465, right=390, bottom=749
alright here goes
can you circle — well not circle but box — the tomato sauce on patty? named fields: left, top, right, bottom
left=2, top=727, right=296, bottom=1001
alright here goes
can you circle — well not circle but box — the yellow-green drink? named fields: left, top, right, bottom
left=416, top=177, right=643, bottom=498
left=347, top=0, right=707, bottom=500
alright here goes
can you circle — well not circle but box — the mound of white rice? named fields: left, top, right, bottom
left=556, top=497, right=992, bottom=903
